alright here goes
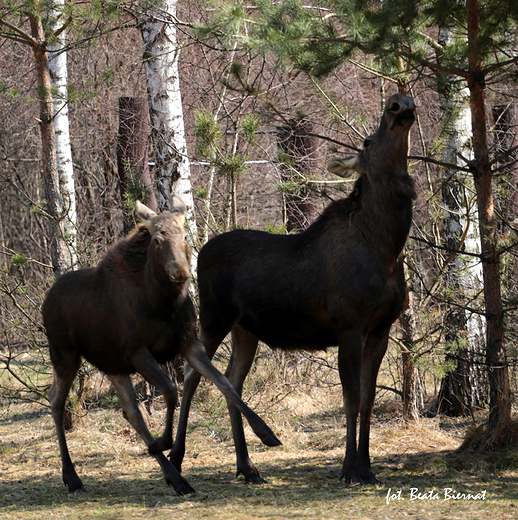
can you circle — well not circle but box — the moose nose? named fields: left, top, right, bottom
left=168, top=261, right=190, bottom=284
left=388, top=95, right=415, bottom=129
left=389, top=96, right=415, bottom=114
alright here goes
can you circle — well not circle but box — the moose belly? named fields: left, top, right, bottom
left=237, top=308, right=337, bottom=350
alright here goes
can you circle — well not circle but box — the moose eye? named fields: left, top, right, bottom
left=153, top=232, right=165, bottom=243
left=364, top=137, right=372, bottom=148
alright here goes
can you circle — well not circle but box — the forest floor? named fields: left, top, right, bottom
left=1, top=370, right=517, bottom=520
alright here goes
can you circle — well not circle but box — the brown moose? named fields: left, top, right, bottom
left=171, top=94, right=417, bottom=486
left=42, top=196, right=280, bottom=495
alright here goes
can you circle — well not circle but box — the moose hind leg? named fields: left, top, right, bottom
left=181, top=338, right=281, bottom=449
left=48, top=353, right=84, bottom=492
left=108, top=373, right=194, bottom=495
left=227, top=325, right=264, bottom=483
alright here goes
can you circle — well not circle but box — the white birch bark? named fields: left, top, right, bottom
left=437, top=27, right=487, bottom=411
left=140, top=1, right=197, bottom=247
left=48, top=0, right=77, bottom=270
left=439, top=27, right=485, bottom=351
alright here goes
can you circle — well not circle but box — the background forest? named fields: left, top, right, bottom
left=1, top=0, right=518, bottom=488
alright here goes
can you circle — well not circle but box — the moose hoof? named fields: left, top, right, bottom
left=342, top=478, right=363, bottom=488
left=64, top=476, right=85, bottom=493
left=237, top=466, right=267, bottom=484
left=173, top=479, right=195, bottom=495
left=361, top=472, right=381, bottom=485
left=340, top=469, right=363, bottom=487
left=262, top=433, right=282, bottom=447
left=246, top=474, right=267, bottom=484
left=340, top=468, right=380, bottom=487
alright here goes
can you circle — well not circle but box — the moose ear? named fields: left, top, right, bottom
left=135, top=201, right=157, bottom=229
left=327, top=156, right=360, bottom=178
left=170, top=194, right=187, bottom=215
left=169, top=194, right=187, bottom=225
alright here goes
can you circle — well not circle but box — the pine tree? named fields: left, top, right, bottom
left=1, top=1, right=68, bottom=274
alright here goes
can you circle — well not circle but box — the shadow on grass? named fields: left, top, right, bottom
left=0, top=407, right=49, bottom=425
left=0, top=448, right=516, bottom=514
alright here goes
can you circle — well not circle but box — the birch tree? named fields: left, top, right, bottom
left=436, top=26, right=486, bottom=415
left=140, top=1, right=197, bottom=244
left=47, top=0, right=77, bottom=270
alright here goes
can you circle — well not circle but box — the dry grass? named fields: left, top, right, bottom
left=1, top=368, right=518, bottom=520
left=459, top=419, right=518, bottom=453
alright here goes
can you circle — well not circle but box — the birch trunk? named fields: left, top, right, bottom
left=140, top=1, right=197, bottom=245
left=436, top=26, right=487, bottom=416
left=48, top=0, right=77, bottom=270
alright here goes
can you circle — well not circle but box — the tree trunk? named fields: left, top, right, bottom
left=140, top=2, right=196, bottom=239
left=492, top=104, right=518, bottom=317
left=117, top=97, right=155, bottom=234
left=47, top=0, right=77, bottom=270
left=467, top=0, right=511, bottom=433
left=394, top=81, right=419, bottom=421
left=400, top=292, right=419, bottom=421
left=277, top=119, right=317, bottom=232
left=436, top=25, right=487, bottom=416
left=29, top=4, right=66, bottom=275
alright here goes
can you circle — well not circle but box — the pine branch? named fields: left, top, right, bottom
left=0, top=19, right=38, bottom=46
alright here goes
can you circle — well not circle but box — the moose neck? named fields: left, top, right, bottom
left=359, top=113, right=415, bottom=262
left=361, top=166, right=415, bottom=264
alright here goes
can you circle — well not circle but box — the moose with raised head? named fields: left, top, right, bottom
left=42, top=196, right=280, bottom=495
left=171, top=94, right=417, bottom=486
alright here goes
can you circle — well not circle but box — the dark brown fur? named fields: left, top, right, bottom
left=42, top=198, right=280, bottom=495
left=171, top=95, right=417, bottom=486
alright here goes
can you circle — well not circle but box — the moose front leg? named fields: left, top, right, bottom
left=337, top=330, right=364, bottom=486
left=131, top=348, right=178, bottom=454
left=357, top=329, right=391, bottom=484
left=108, top=373, right=194, bottom=495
